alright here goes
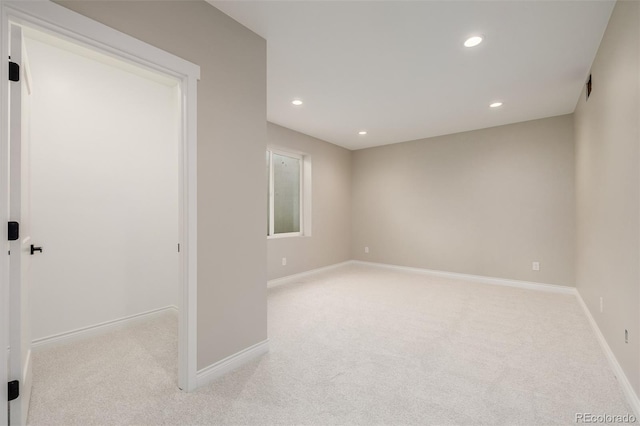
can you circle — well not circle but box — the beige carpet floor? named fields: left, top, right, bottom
left=27, top=264, right=634, bottom=425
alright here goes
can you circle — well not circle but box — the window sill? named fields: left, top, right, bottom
left=267, top=233, right=309, bottom=240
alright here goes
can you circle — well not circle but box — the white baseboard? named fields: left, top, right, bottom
left=32, top=305, right=178, bottom=350
left=576, top=291, right=640, bottom=417
left=196, top=339, right=269, bottom=388
left=352, top=260, right=576, bottom=295
left=268, top=259, right=575, bottom=294
left=267, top=260, right=352, bottom=288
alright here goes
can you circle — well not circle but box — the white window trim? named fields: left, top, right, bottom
left=267, top=147, right=310, bottom=239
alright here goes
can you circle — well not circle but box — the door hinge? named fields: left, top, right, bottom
left=9, top=60, right=19, bottom=82
left=8, top=221, right=19, bottom=241
left=177, top=243, right=180, bottom=253
left=8, top=380, right=19, bottom=401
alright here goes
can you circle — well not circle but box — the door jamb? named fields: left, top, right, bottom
left=0, top=1, right=200, bottom=407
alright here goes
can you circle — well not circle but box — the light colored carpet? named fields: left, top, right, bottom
left=27, top=264, right=634, bottom=425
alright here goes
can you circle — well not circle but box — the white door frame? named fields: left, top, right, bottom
left=0, top=2, right=200, bottom=416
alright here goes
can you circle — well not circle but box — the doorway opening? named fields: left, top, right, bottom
left=2, top=2, right=200, bottom=424
left=25, top=27, right=181, bottom=349
left=25, top=21, right=181, bottom=396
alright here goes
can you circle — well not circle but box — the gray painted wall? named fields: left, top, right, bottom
left=57, top=0, right=268, bottom=370
left=574, top=0, right=640, bottom=395
left=352, top=115, right=576, bottom=286
left=267, top=123, right=351, bottom=280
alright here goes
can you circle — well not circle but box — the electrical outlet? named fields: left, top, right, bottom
left=532, top=262, right=540, bottom=271
left=600, top=297, right=603, bottom=313
left=625, top=329, right=628, bottom=344
left=365, top=246, right=369, bottom=254
left=282, top=257, right=287, bottom=266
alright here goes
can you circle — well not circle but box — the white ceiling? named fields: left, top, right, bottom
left=210, top=1, right=614, bottom=150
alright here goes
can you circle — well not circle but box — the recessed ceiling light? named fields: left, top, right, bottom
left=489, top=102, right=503, bottom=108
left=291, top=99, right=303, bottom=106
left=358, top=131, right=367, bottom=135
left=464, top=36, right=483, bottom=48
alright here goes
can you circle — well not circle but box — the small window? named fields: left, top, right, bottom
left=267, top=149, right=310, bottom=237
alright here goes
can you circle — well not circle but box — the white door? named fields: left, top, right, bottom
left=8, top=23, right=33, bottom=426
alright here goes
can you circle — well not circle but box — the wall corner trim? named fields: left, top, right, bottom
left=196, top=339, right=270, bottom=389
left=267, top=261, right=352, bottom=288
left=352, top=260, right=576, bottom=294
left=576, top=291, right=640, bottom=417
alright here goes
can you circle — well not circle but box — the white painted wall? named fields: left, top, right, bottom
left=25, top=35, right=179, bottom=341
